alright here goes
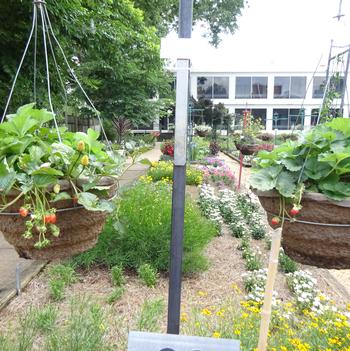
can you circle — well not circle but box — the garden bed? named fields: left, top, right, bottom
left=0, top=156, right=349, bottom=350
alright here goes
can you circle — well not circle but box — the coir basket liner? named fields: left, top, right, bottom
left=254, top=190, right=350, bottom=269
left=235, top=142, right=260, bottom=156
left=0, top=177, right=117, bottom=260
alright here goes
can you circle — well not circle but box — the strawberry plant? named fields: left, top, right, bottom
left=250, top=118, right=350, bottom=202
left=0, top=103, right=123, bottom=249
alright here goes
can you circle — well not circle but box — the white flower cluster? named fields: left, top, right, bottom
left=242, top=269, right=278, bottom=304
left=194, top=124, right=212, bottom=133
left=286, top=270, right=333, bottom=314
left=198, top=184, right=223, bottom=234
left=218, top=189, right=266, bottom=240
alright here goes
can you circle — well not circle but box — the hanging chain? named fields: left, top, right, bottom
left=43, top=6, right=112, bottom=150
left=38, top=2, right=62, bottom=142
left=1, top=0, right=112, bottom=151
left=1, top=4, right=37, bottom=123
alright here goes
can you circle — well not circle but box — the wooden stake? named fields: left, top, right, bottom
left=257, top=228, right=282, bottom=351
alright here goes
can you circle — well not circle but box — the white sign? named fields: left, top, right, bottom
left=128, top=331, right=240, bottom=351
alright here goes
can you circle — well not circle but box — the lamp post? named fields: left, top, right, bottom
left=167, top=0, right=193, bottom=335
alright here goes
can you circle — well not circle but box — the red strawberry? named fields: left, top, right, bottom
left=49, top=214, right=57, bottom=224
left=19, top=207, right=29, bottom=217
left=290, top=206, right=300, bottom=216
left=271, top=217, right=280, bottom=226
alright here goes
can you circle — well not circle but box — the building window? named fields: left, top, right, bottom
left=312, top=76, right=344, bottom=98
left=235, top=76, right=267, bottom=99
left=274, top=76, right=306, bottom=98
left=197, top=76, right=229, bottom=99
left=234, top=108, right=267, bottom=129
left=273, top=108, right=305, bottom=130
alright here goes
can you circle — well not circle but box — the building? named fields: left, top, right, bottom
left=190, top=69, right=350, bottom=132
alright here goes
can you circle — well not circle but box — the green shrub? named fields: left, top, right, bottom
left=147, top=161, right=203, bottom=185
left=250, top=225, right=266, bottom=240
left=279, top=250, right=298, bottom=273
left=74, top=182, right=216, bottom=273
left=138, top=264, right=158, bottom=287
left=111, top=265, right=126, bottom=287
left=47, top=264, right=77, bottom=301
left=47, top=264, right=77, bottom=286
left=107, top=287, right=125, bottom=304
left=49, top=280, right=65, bottom=301
left=34, top=305, right=58, bottom=332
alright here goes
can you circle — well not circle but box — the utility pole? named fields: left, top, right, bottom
left=167, top=0, right=193, bottom=335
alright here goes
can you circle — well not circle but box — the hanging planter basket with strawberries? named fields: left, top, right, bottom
left=250, top=118, right=350, bottom=269
left=235, top=142, right=260, bottom=155
left=1, top=177, right=118, bottom=260
left=254, top=190, right=350, bottom=269
left=0, top=2, right=123, bottom=260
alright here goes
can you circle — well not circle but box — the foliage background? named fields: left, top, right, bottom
left=0, top=0, right=244, bottom=125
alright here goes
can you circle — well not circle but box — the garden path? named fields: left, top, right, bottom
left=0, top=143, right=162, bottom=309
left=218, top=151, right=350, bottom=300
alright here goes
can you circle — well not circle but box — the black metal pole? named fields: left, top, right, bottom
left=167, top=0, right=193, bottom=335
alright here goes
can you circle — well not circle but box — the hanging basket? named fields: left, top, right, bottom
left=235, top=142, right=260, bottom=155
left=254, top=190, right=350, bottom=269
left=0, top=177, right=117, bottom=260
left=196, top=130, right=210, bottom=137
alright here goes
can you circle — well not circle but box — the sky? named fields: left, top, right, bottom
left=161, top=0, right=350, bottom=72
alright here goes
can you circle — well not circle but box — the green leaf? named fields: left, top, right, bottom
left=98, top=199, right=116, bottom=212
left=304, top=158, right=333, bottom=180
left=280, top=158, right=303, bottom=172
left=0, top=160, right=16, bottom=193
left=0, top=113, right=38, bottom=138
left=32, top=174, right=57, bottom=187
left=139, top=158, right=152, bottom=166
left=326, top=118, right=350, bottom=137
left=51, top=192, right=72, bottom=202
left=249, top=166, right=281, bottom=192
left=31, top=167, right=64, bottom=176
left=77, top=192, right=100, bottom=211
left=275, top=171, right=296, bottom=198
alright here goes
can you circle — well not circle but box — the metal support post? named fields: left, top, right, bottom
left=167, top=0, right=193, bottom=335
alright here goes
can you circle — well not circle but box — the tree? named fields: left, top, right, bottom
left=0, top=0, right=171, bottom=125
left=133, top=0, right=245, bottom=46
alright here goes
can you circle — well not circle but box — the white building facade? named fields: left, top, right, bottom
left=190, top=70, right=350, bottom=132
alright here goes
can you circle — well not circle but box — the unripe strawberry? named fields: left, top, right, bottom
left=81, top=155, right=89, bottom=166
left=77, top=140, right=85, bottom=152
left=53, top=183, right=60, bottom=194
left=271, top=217, right=280, bottom=226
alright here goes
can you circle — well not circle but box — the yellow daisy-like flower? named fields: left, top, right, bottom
left=201, top=308, right=212, bottom=316
left=212, top=331, right=221, bottom=338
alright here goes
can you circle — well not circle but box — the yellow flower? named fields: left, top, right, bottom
left=180, top=312, right=188, bottom=322
left=201, top=308, right=212, bottom=316
left=216, top=309, right=225, bottom=317
left=197, top=290, right=207, bottom=297
left=77, top=140, right=85, bottom=152
left=213, top=331, right=221, bottom=338
left=81, top=155, right=89, bottom=166
left=234, top=329, right=241, bottom=335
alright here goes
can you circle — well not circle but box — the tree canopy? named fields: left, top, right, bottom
left=134, top=0, right=245, bottom=47
left=0, top=0, right=244, bottom=125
